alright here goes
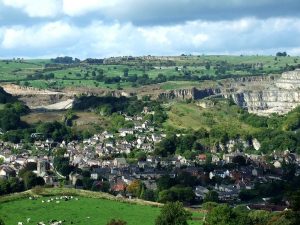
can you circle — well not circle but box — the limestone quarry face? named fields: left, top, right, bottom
left=276, top=69, right=300, bottom=90
left=158, top=69, right=300, bottom=115
left=232, top=69, right=300, bottom=115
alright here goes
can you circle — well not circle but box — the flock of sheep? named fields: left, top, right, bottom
left=17, top=196, right=80, bottom=225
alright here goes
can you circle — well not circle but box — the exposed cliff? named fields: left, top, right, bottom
left=158, top=69, right=300, bottom=115
left=230, top=69, right=300, bottom=115
left=0, top=84, right=132, bottom=110
left=158, top=87, right=221, bottom=100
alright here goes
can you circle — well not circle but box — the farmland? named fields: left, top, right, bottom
left=0, top=55, right=299, bottom=91
left=0, top=188, right=204, bottom=225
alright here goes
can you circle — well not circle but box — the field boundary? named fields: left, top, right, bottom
left=0, top=187, right=163, bottom=207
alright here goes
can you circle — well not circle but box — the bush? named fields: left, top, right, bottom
left=155, top=202, right=191, bottom=225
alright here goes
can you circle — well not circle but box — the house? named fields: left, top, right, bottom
left=194, top=186, right=209, bottom=200
left=209, top=169, right=230, bottom=179
left=143, top=180, right=157, bottom=190
left=15, top=158, right=27, bottom=166
left=197, top=154, right=207, bottom=163
left=69, top=172, right=83, bottom=186
left=37, top=159, right=50, bottom=176
left=139, top=143, right=153, bottom=152
left=151, top=134, right=162, bottom=143
left=105, top=133, right=114, bottom=139
left=134, top=123, right=144, bottom=131
left=113, top=158, right=128, bottom=168
left=119, top=128, right=134, bottom=137
left=235, top=179, right=253, bottom=190
left=0, top=165, right=16, bottom=178
left=41, top=172, right=55, bottom=185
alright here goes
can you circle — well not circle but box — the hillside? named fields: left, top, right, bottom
left=0, top=188, right=204, bottom=225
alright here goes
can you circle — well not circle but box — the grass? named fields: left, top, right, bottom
left=1, top=55, right=300, bottom=90
left=164, top=100, right=259, bottom=136
left=0, top=188, right=204, bottom=225
left=21, top=111, right=111, bottom=132
left=160, top=81, right=217, bottom=90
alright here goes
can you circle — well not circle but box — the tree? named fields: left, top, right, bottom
left=205, top=62, right=211, bottom=70
left=232, top=155, right=246, bottom=166
left=204, top=190, right=219, bottom=203
left=53, top=157, right=74, bottom=176
left=155, top=202, right=192, bottom=225
left=290, top=190, right=300, bottom=212
left=205, top=204, right=235, bottom=225
left=127, top=180, right=142, bottom=197
left=158, top=187, right=195, bottom=203
left=106, top=219, right=127, bottom=225
left=0, top=179, right=10, bottom=195
left=276, top=52, right=287, bottom=57
left=123, top=68, right=129, bottom=77
left=22, top=171, right=44, bottom=190
left=157, top=175, right=175, bottom=191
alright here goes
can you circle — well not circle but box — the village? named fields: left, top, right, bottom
left=1, top=107, right=300, bottom=211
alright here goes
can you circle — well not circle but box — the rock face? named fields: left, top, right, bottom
left=158, top=87, right=221, bottom=100
left=276, top=69, right=300, bottom=89
left=231, top=69, right=300, bottom=115
left=158, top=69, right=300, bottom=115
left=231, top=89, right=300, bottom=115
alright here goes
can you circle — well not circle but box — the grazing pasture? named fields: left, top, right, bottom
left=0, top=189, right=204, bottom=225
left=1, top=55, right=300, bottom=90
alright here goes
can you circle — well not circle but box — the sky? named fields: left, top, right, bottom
left=0, top=0, right=300, bottom=58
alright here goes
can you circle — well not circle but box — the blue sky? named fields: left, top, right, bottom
left=0, top=0, right=300, bottom=58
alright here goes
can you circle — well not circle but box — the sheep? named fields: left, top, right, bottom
left=50, top=222, right=62, bottom=225
left=17, top=222, right=23, bottom=225
left=37, top=222, right=46, bottom=225
left=56, top=201, right=60, bottom=204
left=26, top=218, right=31, bottom=223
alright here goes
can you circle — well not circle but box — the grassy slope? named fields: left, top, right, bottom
left=164, top=101, right=259, bottom=136
left=0, top=188, right=204, bottom=225
left=21, top=111, right=110, bottom=132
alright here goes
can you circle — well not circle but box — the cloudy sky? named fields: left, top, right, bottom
left=0, top=0, right=300, bottom=58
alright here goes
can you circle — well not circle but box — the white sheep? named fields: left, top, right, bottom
left=17, top=222, right=23, bottom=225
left=37, top=222, right=46, bottom=225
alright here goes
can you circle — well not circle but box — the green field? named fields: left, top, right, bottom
left=1, top=55, right=299, bottom=90
left=0, top=189, right=204, bottom=225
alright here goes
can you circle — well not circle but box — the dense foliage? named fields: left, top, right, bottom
left=155, top=202, right=191, bottom=225
left=0, top=87, right=15, bottom=104
left=205, top=200, right=300, bottom=225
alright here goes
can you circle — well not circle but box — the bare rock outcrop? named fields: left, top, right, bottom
left=158, top=87, right=221, bottom=100
left=230, top=69, right=300, bottom=115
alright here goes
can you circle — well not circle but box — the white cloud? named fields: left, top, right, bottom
left=1, top=21, right=77, bottom=49
left=1, top=17, right=300, bottom=58
left=2, top=0, right=62, bottom=18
